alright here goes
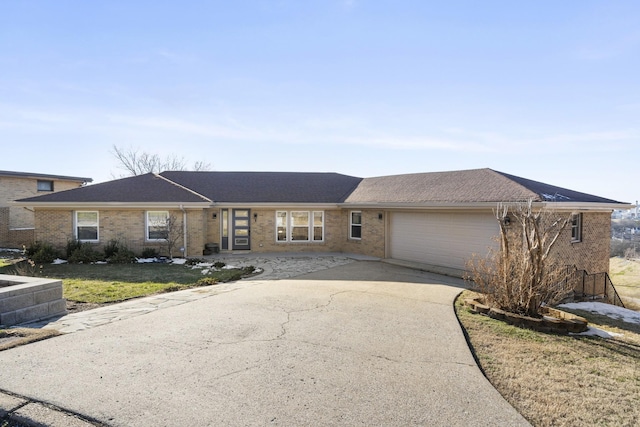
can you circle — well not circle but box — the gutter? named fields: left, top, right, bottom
left=179, top=205, right=187, bottom=258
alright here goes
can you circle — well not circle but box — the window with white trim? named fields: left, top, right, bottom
left=147, top=211, right=169, bottom=241
left=275, top=211, right=324, bottom=242
left=75, top=211, right=99, bottom=242
left=350, top=211, right=362, bottom=239
left=276, top=211, right=288, bottom=242
left=571, top=213, right=582, bottom=243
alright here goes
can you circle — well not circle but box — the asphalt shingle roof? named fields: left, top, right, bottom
left=344, top=168, right=622, bottom=204
left=16, top=169, right=623, bottom=206
left=160, top=171, right=363, bottom=203
left=17, top=173, right=209, bottom=203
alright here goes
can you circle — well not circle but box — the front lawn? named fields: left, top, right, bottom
left=0, top=261, right=255, bottom=304
left=456, top=290, right=640, bottom=427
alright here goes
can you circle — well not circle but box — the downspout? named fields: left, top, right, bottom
left=180, top=205, right=187, bottom=258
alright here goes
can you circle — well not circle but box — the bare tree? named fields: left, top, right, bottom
left=467, top=199, right=574, bottom=317
left=163, top=214, right=184, bottom=260
left=111, top=145, right=211, bottom=177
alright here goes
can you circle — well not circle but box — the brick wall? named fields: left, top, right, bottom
left=200, top=208, right=385, bottom=256
left=341, top=209, right=386, bottom=258
left=551, top=212, right=611, bottom=274
left=0, top=177, right=83, bottom=229
left=34, top=208, right=207, bottom=258
left=0, top=207, right=8, bottom=247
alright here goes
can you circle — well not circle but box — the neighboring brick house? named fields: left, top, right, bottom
left=15, top=169, right=628, bottom=278
left=0, top=170, right=91, bottom=248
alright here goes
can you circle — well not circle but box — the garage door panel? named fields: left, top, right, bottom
left=390, top=212, right=498, bottom=270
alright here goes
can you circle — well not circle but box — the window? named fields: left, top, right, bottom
left=275, top=211, right=324, bottom=242
left=350, top=211, right=362, bottom=239
left=291, top=211, right=310, bottom=241
left=313, top=211, right=324, bottom=241
left=276, top=211, right=288, bottom=241
left=37, top=180, right=54, bottom=191
left=75, top=211, right=98, bottom=242
left=147, top=211, right=169, bottom=241
left=571, top=213, right=582, bottom=243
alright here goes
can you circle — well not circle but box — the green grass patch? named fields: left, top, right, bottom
left=0, top=262, right=254, bottom=304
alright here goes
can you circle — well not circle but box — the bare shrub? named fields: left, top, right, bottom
left=467, top=200, right=574, bottom=317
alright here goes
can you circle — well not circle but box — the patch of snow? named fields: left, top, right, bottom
left=223, top=265, right=239, bottom=270
left=571, top=327, right=623, bottom=339
left=558, top=302, right=640, bottom=325
left=171, top=258, right=187, bottom=265
left=136, top=257, right=158, bottom=264
left=52, top=258, right=68, bottom=265
left=0, top=248, right=22, bottom=253
left=94, top=261, right=108, bottom=265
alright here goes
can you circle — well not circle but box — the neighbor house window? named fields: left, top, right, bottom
left=37, top=180, right=54, bottom=191
left=275, top=211, right=324, bottom=242
left=147, top=211, right=169, bottom=241
left=75, top=211, right=99, bottom=242
left=571, top=213, right=582, bottom=243
left=350, top=211, right=362, bottom=239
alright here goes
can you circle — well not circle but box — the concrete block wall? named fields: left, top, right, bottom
left=0, top=275, right=66, bottom=327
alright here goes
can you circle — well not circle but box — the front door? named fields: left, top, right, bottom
left=232, top=209, right=251, bottom=250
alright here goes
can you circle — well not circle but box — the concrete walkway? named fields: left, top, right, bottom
left=0, top=259, right=531, bottom=426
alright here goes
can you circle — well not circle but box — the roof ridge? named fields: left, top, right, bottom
left=488, top=169, right=541, bottom=202
left=155, top=173, right=213, bottom=203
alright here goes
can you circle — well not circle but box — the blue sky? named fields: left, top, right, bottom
left=1, top=1, right=638, bottom=204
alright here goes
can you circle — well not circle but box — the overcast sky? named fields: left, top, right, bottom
left=1, top=1, right=638, bottom=204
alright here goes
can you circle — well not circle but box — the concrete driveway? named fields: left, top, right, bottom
left=0, top=261, right=530, bottom=426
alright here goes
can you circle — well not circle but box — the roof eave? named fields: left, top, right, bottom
left=12, top=201, right=212, bottom=209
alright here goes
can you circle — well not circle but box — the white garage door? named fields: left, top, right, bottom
left=390, top=211, right=499, bottom=271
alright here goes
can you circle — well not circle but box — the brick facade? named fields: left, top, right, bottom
left=34, top=208, right=206, bottom=258
left=1, top=175, right=85, bottom=248
left=198, top=208, right=386, bottom=257
left=31, top=206, right=612, bottom=275
left=551, top=212, right=611, bottom=274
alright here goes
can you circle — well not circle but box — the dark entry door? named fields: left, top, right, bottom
left=232, top=209, right=251, bottom=250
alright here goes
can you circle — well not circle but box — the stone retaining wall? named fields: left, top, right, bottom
left=0, top=275, right=66, bottom=327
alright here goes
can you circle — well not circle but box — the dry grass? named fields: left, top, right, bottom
left=610, top=257, right=640, bottom=310
left=457, top=291, right=640, bottom=427
left=0, top=328, right=61, bottom=352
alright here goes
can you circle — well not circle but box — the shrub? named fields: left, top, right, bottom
left=242, top=266, right=256, bottom=274
left=214, top=261, right=226, bottom=269
left=466, top=200, right=573, bottom=317
left=65, top=239, right=83, bottom=259
left=103, top=239, right=120, bottom=259
left=196, top=277, right=219, bottom=286
left=141, top=247, right=159, bottom=258
left=102, top=239, right=136, bottom=264
left=186, top=258, right=205, bottom=266
left=10, top=259, right=43, bottom=276
left=108, top=247, right=136, bottom=264
left=68, top=243, right=103, bottom=264
left=26, top=242, right=60, bottom=264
